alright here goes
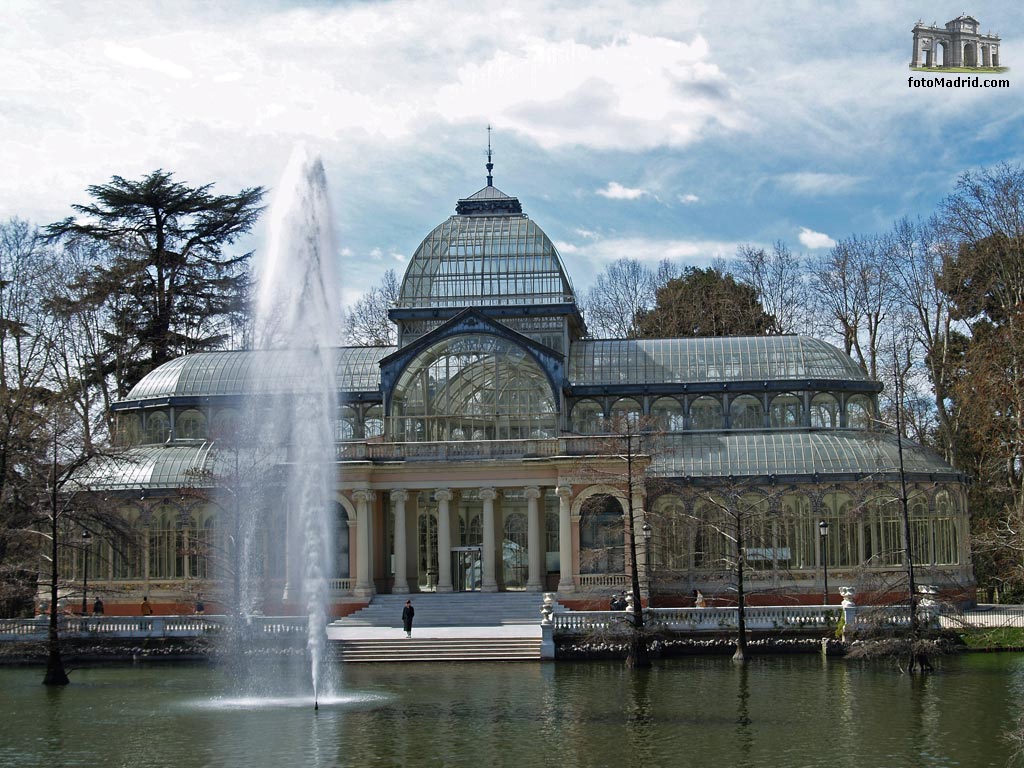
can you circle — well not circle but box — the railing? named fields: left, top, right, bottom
left=577, top=574, right=628, bottom=589
left=337, top=436, right=617, bottom=463
left=0, top=615, right=308, bottom=642
left=552, top=605, right=842, bottom=635
left=328, top=578, right=354, bottom=592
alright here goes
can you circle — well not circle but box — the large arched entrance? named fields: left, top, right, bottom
left=578, top=494, right=625, bottom=575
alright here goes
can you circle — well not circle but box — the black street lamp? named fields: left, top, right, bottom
left=641, top=520, right=653, bottom=602
left=81, top=529, right=93, bottom=615
left=818, top=519, right=829, bottom=605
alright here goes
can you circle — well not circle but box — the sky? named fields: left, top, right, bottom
left=1, top=0, right=1022, bottom=308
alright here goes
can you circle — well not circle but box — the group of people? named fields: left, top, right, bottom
left=607, top=590, right=706, bottom=610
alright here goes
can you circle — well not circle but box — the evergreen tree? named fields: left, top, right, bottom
left=46, top=171, right=264, bottom=396
left=636, top=266, right=774, bottom=338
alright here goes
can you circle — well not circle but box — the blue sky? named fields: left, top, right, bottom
left=1, top=1, right=1021, bottom=305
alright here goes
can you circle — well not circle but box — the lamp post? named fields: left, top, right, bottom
left=641, top=520, right=653, bottom=602
left=818, top=519, right=829, bottom=605
left=80, top=529, right=93, bottom=615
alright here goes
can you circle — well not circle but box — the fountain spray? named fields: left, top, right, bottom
left=252, top=144, right=341, bottom=703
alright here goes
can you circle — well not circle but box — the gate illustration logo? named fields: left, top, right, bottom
left=911, top=15, right=1006, bottom=71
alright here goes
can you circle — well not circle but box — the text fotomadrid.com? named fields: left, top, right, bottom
left=908, top=75, right=1010, bottom=88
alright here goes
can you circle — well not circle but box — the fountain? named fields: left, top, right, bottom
left=228, top=144, right=341, bottom=705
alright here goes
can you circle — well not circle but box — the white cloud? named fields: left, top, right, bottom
left=103, top=43, right=193, bottom=79
left=435, top=31, right=741, bottom=150
left=777, top=172, right=864, bottom=195
left=567, top=235, right=739, bottom=265
left=554, top=240, right=580, bottom=254
left=797, top=227, right=836, bottom=249
left=679, top=193, right=699, bottom=204
left=597, top=182, right=647, bottom=200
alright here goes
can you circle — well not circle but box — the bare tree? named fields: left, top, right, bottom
left=806, top=234, right=896, bottom=378
left=582, top=258, right=656, bottom=339
left=345, top=268, right=400, bottom=346
left=672, top=479, right=787, bottom=663
left=883, top=217, right=960, bottom=463
left=734, top=242, right=806, bottom=334
left=576, top=414, right=658, bottom=669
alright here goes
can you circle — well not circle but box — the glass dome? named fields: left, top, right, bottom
left=396, top=185, right=576, bottom=310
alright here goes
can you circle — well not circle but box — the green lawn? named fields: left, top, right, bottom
left=959, top=626, right=1024, bottom=650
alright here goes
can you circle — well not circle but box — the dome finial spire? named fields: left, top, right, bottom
left=486, top=125, right=494, bottom=186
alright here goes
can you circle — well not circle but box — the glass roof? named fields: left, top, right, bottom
left=70, top=444, right=286, bottom=491
left=651, top=430, right=954, bottom=478
left=570, top=336, right=869, bottom=385
left=397, top=187, right=576, bottom=309
left=122, top=347, right=395, bottom=402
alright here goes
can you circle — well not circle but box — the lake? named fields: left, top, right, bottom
left=1, top=653, right=1021, bottom=767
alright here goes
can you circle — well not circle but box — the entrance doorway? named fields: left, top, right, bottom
left=452, top=546, right=482, bottom=592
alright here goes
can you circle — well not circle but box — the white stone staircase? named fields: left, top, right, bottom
left=328, top=592, right=550, bottom=662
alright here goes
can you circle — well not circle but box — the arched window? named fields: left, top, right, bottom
left=418, top=510, right=438, bottom=590
left=651, top=397, right=684, bottom=432
left=579, top=494, right=624, bottom=574
left=503, top=512, right=528, bottom=588
left=335, top=504, right=350, bottom=579
left=780, top=493, right=814, bottom=569
left=861, top=493, right=902, bottom=567
left=390, top=334, right=557, bottom=441
left=810, top=394, right=840, bottom=428
left=336, top=406, right=357, bottom=441
left=192, top=509, right=220, bottom=580
left=467, top=514, right=483, bottom=546
left=846, top=395, right=874, bottom=429
left=820, top=492, right=857, bottom=567
left=364, top=405, right=384, bottom=438
left=211, top=408, right=240, bottom=442
left=610, top=397, right=642, bottom=428
left=769, top=393, right=802, bottom=428
left=177, top=409, right=207, bottom=440
left=148, top=505, right=184, bottom=579
left=651, top=494, right=690, bottom=571
left=693, top=498, right=731, bottom=570
left=729, top=395, right=764, bottom=429
left=739, top=494, right=774, bottom=568
left=113, top=511, right=144, bottom=579
left=145, top=411, right=170, bottom=444
left=689, top=396, right=723, bottom=430
left=117, top=413, right=142, bottom=446
left=933, top=489, right=960, bottom=565
left=571, top=399, right=605, bottom=434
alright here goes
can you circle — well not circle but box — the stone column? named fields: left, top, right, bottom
left=556, top=485, right=575, bottom=592
left=526, top=486, right=543, bottom=591
left=480, top=487, right=498, bottom=592
left=391, top=490, right=409, bottom=594
left=353, top=490, right=375, bottom=597
left=435, top=489, right=453, bottom=592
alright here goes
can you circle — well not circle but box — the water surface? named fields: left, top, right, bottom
left=1, top=654, right=1021, bottom=768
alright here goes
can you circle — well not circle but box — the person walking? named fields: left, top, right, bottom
left=401, top=600, right=415, bottom=638
left=92, top=597, right=104, bottom=615
left=141, top=596, right=154, bottom=616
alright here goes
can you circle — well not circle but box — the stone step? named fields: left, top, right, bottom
left=334, top=637, right=542, bottom=663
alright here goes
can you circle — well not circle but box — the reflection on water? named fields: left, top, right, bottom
left=1, top=654, right=1022, bottom=768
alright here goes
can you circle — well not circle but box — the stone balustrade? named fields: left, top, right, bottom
left=0, top=615, right=307, bottom=641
